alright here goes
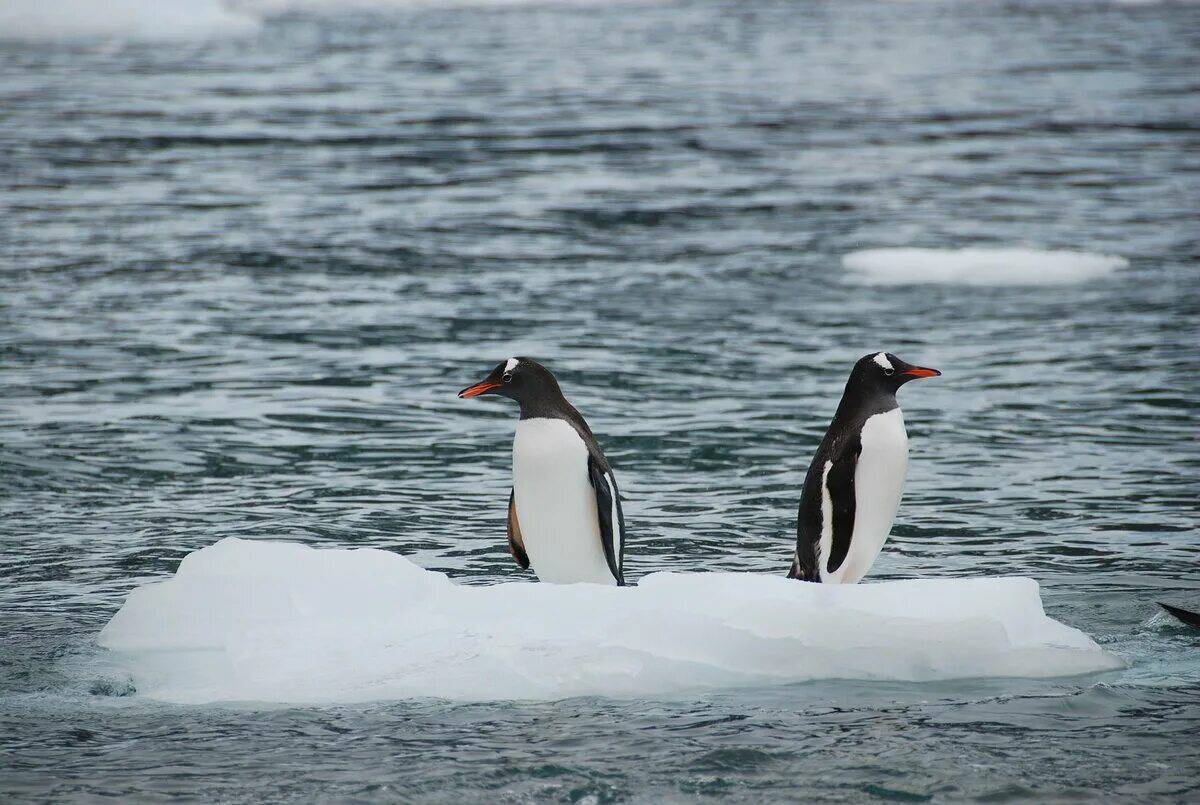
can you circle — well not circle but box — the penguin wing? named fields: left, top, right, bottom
left=587, top=454, right=625, bottom=585
left=507, top=489, right=530, bottom=570
left=823, top=441, right=861, bottom=576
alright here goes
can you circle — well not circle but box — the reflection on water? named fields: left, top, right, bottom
left=1, top=0, right=1198, bottom=800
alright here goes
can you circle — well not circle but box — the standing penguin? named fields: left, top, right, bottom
left=789, top=352, right=941, bottom=584
left=458, top=358, right=626, bottom=585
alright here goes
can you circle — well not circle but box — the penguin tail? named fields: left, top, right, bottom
left=1158, top=602, right=1200, bottom=630
left=786, top=559, right=818, bottom=583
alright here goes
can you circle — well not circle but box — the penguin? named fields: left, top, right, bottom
left=458, top=358, right=626, bottom=585
left=788, top=352, right=941, bottom=584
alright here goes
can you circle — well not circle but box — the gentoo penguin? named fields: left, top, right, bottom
left=458, top=358, right=626, bottom=586
left=788, top=352, right=941, bottom=584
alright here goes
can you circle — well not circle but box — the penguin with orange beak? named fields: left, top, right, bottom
left=459, top=358, right=626, bottom=586
left=789, top=352, right=941, bottom=583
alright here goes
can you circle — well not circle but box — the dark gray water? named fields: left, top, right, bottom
left=2, top=0, right=1199, bottom=801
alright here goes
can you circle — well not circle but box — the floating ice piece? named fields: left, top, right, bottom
left=99, top=538, right=1122, bottom=704
left=843, top=248, right=1128, bottom=286
left=0, top=0, right=260, bottom=41
left=0, top=0, right=634, bottom=42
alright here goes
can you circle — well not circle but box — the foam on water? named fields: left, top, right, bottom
left=843, top=248, right=1128, bottom=286
left=98, top=538, right=1122, bottom=704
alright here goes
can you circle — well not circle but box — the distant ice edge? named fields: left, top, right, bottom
left=843, top=247, right=1128, bottom=286
left=98, top=538, right=1122, bottom=705
left=0, top=1, right=261, bottom=41
left=0, top=0, right=642, bottom=42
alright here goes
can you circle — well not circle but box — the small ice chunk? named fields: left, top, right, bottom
left=98, top=538, right=1122, bottom=704
left=843, top=248, right=1128, bottom=286
left=0, top=0, right=260, bottom=41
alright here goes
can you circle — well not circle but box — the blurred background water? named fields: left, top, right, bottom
left=1, top=0, right=1198, bottom=801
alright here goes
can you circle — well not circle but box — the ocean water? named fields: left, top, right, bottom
left=2, top=0, right=1199, bottom=801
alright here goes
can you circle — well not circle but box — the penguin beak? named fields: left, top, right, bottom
left=458, top=380, right=501, bottom=398
left=902, top=366, right=941, bottom=379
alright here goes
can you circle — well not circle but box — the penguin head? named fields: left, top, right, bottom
left=458, top=357, right=564, bottom=406
left=852, top=352, right=941, bottom=394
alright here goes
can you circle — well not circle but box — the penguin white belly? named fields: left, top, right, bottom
left=512, top=418, right=616, bottom=585
left=834, top=407, right=908, bottom=584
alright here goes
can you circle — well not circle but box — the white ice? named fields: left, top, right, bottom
left=98, top=538, right=1121, bottom=705
left=0, top=0, right=628, bottom=42
left=843, top=248, right=1128, bottom=286
left=0, top=0, right=260, bottom=41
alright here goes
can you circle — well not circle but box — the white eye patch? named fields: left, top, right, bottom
left=872, top=353, right=893, bottom=371
left=504, top=357, right=519, bottom=373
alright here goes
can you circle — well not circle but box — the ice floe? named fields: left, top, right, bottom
left=843, top=248, right=1128, bottom=286
left=0, top=0, right=627, bottom=42
left=0, top=0, right=260, bottom=41
left=98, top=538, right=1122, bottom=704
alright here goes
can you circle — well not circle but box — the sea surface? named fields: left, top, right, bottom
left=2, top=0, right=1199, bottom=801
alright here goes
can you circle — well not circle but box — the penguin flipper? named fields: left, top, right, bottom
left=587, top=454, right=625, bottom=585
left=507, top=489, right=530, bottom=570
left=823, top=442, right=860, bottom=576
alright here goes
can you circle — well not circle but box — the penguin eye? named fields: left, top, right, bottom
left=883, top=367, right=895, bottom=376
left=502, top=372, right=514, bottom=383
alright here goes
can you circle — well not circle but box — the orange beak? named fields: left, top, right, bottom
left=902, top=366, right=941, bottom=379
left=458, top=381, right=501, bottom=398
